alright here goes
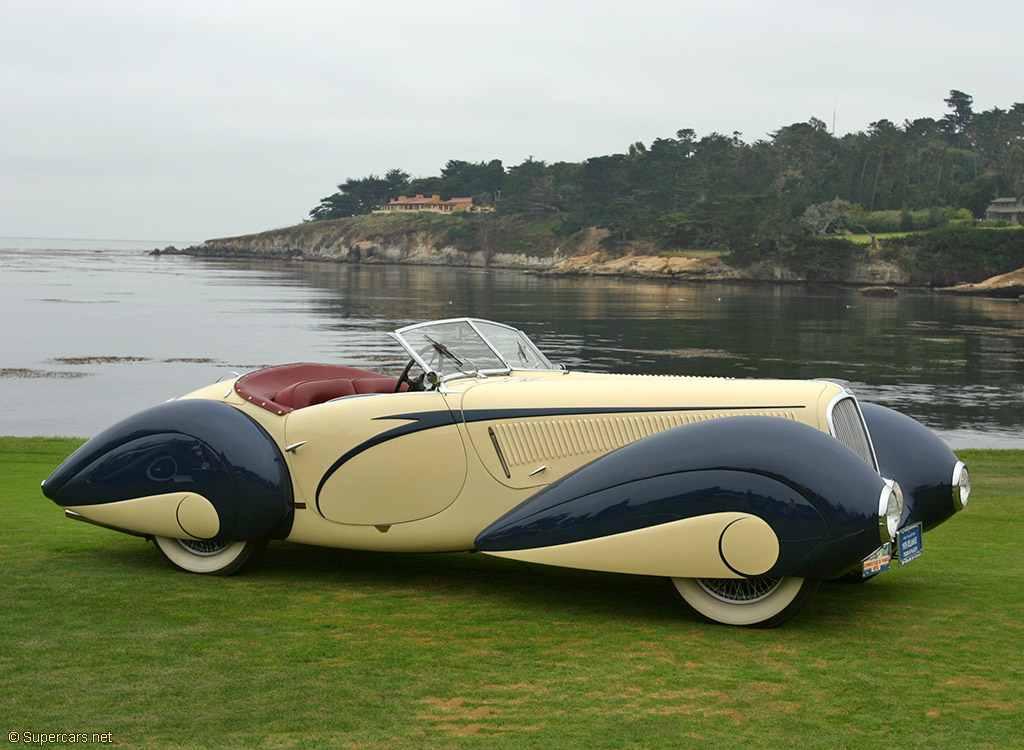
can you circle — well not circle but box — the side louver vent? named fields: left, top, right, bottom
left=491, top=410, right=798, bottom=469
left=829, top=397, right=877, bottom=471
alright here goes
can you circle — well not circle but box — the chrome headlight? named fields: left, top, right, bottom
left=878, top=479, right=904, bottom=544
left=952, top=461, right=970, bottom=510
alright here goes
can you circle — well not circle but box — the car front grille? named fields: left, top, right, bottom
left=829, top=396, right=877, bottom=471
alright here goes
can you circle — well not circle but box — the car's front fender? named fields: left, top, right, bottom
left=860, top=401, right=967, bottom=531
left=42, top=399, right=293, bottom=542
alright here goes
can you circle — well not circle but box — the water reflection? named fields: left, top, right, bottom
left=202, top=258, right=1024, bottom=448
left=2, top=246, right=1021, bottom=447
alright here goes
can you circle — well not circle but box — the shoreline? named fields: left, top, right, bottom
left=161, top=216, right=1019, bottom=293
left=163, top=243, right=930, bottom=291
left=163, top=245, right=1000, bottom=298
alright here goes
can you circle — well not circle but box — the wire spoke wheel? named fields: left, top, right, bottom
left=175, top=538, right=235, bottom=556
left=695, top=576, right=784, bottom=603
left=153, top=536, right=267, bottom=576
left=672, top=576, right=820, bottom=628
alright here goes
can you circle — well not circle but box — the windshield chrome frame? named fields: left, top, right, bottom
left=389, top=318, right=556, bottom=382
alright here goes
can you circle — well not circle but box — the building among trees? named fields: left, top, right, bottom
left=985, top=197, right=1024, bottom=224
left=377, top=195, right=479, bottom=213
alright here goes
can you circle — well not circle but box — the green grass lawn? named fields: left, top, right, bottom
left=2, top=438, right=1021, bottom=749
left=846, top=224, right=1023, bottom=245
left=846, top=231, right=914, bottom=245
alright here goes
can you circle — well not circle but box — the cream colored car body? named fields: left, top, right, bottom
left=172, top=369, right=846, bottom=576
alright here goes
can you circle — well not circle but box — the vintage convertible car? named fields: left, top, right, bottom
left=42, top=318, right=970, bottom=627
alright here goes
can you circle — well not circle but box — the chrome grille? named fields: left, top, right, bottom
left=829, top=396, right=877, bottom=471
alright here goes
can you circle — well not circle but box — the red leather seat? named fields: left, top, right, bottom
left=353, top=377, right=404, bottom=395
left=235, top=363, right=405, bottom=414
left=275, top=377, right=357, bottom=409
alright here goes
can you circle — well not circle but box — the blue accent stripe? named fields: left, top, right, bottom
left=462, top=405, right=805, bottom=422
left=313, top=403, right=806, bottom=512
left=314, top=410, right=455, bottom=512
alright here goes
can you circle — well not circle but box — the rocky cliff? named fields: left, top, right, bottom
left=174, top=215, right=918, bottom=286
left=181, top=213, right=558, bottom=270
left=938, top=267, right=1024, bottom=297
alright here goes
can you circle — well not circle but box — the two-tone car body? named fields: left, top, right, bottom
left=42, top=318, right=970, bottom=627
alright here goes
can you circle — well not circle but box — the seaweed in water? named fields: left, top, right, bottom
left=0, top=368, right=89, bottom=379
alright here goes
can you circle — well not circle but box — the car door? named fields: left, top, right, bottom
left=282, top=391, right=467, bottom=525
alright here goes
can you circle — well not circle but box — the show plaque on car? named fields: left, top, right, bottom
left=897, top=522, right=923, bottom=566
left=862, top=543, right=891, bottom=577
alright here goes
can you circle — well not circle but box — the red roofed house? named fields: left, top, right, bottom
left=379, top=194, right=478, bottom=213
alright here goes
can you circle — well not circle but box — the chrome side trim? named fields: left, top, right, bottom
left=488, top=427, right=511, bottom=479
left=65, top=509, right=148, bottom=539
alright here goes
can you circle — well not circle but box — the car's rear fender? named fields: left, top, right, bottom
left=475, top=415, right=888, bottom=579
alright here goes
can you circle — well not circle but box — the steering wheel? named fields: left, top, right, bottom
left=394, top=359, right=426, bottom=392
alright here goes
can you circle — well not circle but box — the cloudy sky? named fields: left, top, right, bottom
left=2, top=0, right=1021, bottom=244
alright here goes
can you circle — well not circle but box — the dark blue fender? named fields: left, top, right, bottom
left=475, top=416, right=888, bottom=580
left=41, top=400, right=293, bottom=541
left=860, top=402, right=963, bottom=531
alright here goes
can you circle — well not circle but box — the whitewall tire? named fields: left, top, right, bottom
left=672, top=576, right=819, bottom=628
left=153, top=536, right=266, bottom=576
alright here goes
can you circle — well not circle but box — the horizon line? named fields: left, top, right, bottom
left=1, top=235, right=199, bottom=244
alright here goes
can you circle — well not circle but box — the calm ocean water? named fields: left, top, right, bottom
left=2, top=239, right=1022, bottom=448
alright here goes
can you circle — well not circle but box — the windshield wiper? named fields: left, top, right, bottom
left=423, top=335, right=480, bottom=375
left=424, top=335, right=462, bottom=365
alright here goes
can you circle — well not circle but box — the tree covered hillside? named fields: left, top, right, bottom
left=308, top=91, right=1024, bottom=274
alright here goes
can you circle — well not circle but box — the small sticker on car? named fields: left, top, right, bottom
left=863, top=543, right=891, bottom=576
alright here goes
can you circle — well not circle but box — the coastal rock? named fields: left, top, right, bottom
left=859, top=286, right=898, bottom=297
left=938, top=267, right=1024, bottom=297
left=190, top=219, right=554, bottom=270
left=548, top=251, right=743, bottom=280
left=845, top=259, right=913, bottom=286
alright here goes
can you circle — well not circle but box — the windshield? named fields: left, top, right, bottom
left=391, top=318, right=556, bottom=380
